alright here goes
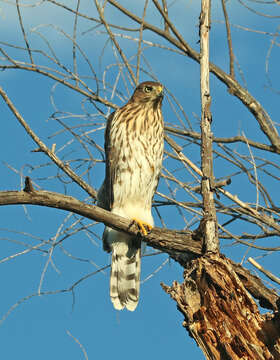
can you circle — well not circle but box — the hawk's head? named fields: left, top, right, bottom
left=131, top=81, right=164, bottom=105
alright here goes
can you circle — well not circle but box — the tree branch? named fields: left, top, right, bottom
left=221, top=0, right=235, bottom=77
left=0, top=186, right=278, bottom=311
left=0, top=86, right=97, bottom=199
left=107, top=0, right=280, bottom=152
left=0, top=188, right=200, bottom=255
left=200, top=0, right=219, bottom=253
left=165, top=126, right=276, bottom=154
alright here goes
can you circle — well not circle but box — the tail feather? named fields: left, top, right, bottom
left=106, top=231, right=141, bottom=311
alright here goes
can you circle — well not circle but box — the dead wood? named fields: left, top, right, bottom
left=162, top=254, right=280, bottom=360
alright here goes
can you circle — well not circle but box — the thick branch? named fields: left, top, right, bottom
left=0, top=189, right=200, bottom=255
left=0, top=187, right=277, bottom=311
left=200, top=0, right=219, bottom=253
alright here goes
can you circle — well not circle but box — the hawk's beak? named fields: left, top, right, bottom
left=156, top=85, right=164, bottom=97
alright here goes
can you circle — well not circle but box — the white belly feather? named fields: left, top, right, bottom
left=111, top=132, right=162, bottom=225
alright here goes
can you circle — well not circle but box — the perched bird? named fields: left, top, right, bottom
left=97, top=81, right=164, bottom=311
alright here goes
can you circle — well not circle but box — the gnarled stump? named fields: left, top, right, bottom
left=162, top=254, right=280, bottom=360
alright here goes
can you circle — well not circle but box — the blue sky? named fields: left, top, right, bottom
left=1, top=1, right=280, bottom=359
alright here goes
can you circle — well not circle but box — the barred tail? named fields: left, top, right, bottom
left=109, top=235, right=141, bottom=311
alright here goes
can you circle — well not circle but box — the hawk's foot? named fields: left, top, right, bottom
left=132, top=219, right=152, bottom=236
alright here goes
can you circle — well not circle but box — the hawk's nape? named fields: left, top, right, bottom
left=97, top=81, right=164, bottom=311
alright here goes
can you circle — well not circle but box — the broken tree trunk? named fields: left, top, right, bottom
left=167, top=1, right=280, bottom=357
left=162, top=253, right=280, bottom=360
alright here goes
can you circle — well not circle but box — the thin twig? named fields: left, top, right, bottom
left=0, top=86, right=97, bottom=199
left=107, top=0, right=280, bottom=152
left=136, top=0, right=149, bottom=84
left=72, top=0, right=81, bottom=86
left=221, top=0, right=235, bottom=77
left=161, top=0, right=169, bottom=33
left=95, top=0, right=136, bottom=85
left=165, top=126, right=277, bottom=153
left=16, top=0, right=34, bottom=65
left=0, top=265, right=109, bottom=325
left=248, top=257, right=280, bottom=285
left=66, top=330, right=89, bottom=360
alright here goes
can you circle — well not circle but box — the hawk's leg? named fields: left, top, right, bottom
left=132, top=218, right=152, bottom=236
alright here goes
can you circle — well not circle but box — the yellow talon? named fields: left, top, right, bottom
left=132, top=219, right=152, bottom=236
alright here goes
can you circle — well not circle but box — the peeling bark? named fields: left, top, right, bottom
left=162, top=254, right=280, bottom=360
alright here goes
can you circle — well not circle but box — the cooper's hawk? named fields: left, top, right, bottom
left=97, top=81, right=164, bottom=311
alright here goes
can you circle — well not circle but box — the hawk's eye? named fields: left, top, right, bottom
left=144, top=86, right=153, bottom=93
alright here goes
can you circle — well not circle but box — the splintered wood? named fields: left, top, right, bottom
left=162, top=254, right=280, bottom=360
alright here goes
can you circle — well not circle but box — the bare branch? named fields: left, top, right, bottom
left=0, top=86, right=97, bottom=199
left=66, top=330, right=89, bottom=360
left=16, top=0, right=34, bottom=65
left=248, top=257, right=280, bottom=286
left=199, top=0, right=219, bottom=253
left=95, top=0, right=136, bottom=85
left=0, top=186, right=277, bottom=310
left=136, top=0, right=149, bottom=84
left=0, top=188, right=200, bottom=255
left=165, top=126, right=277, bottom=153
left=221, top=0, right=235, bottom=77
left=107, top=0, right=280, bottom=151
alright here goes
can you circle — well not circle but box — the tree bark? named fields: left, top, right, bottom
left=0, top=186, right=278, bottom=310
left=199, top=0, right=219, bottom=254
left=162, top=253, right=280, bottom=359
left=1, top=185, right=280, bottom=358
